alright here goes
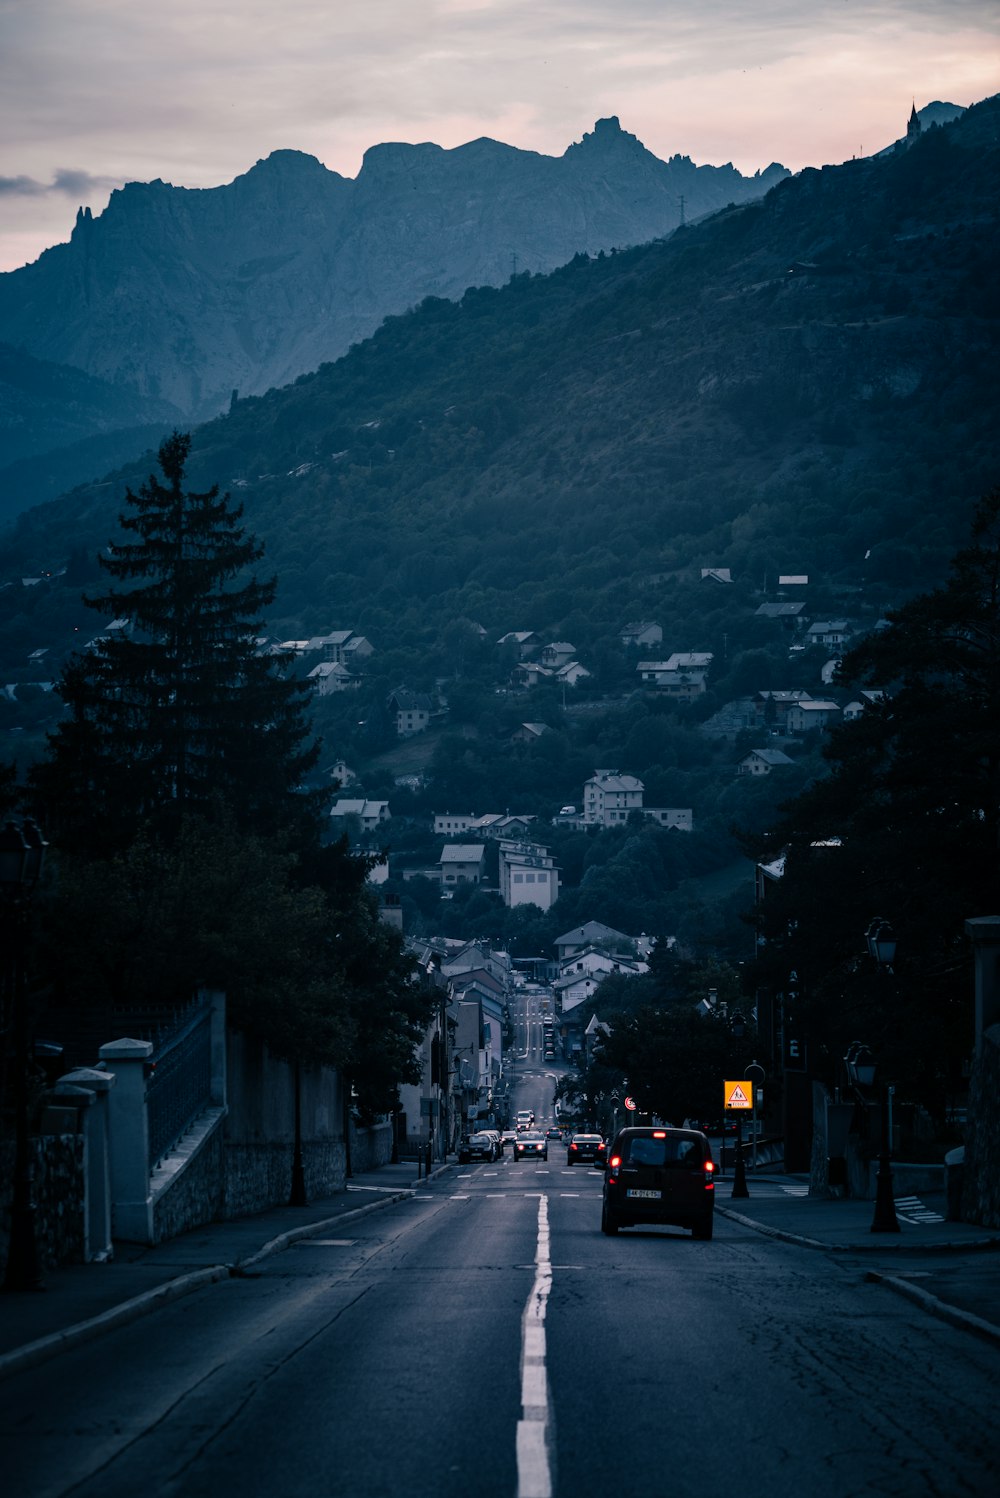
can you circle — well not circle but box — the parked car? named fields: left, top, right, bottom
left=514, top=1131, right=548, bottom=1161
left=481, top=1129, right=503, bottom=1158
left=601, top=1126, right=716, bottom=1239
left=567, top=1133, right=606, bottom=1166
left=458, top=1133, right=498, bottom=1164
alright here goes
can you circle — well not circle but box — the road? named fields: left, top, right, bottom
left=3, top=987, right=998, bottom=1498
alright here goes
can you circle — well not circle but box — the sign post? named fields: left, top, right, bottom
left=724, top=1079, right=752, bottom=1199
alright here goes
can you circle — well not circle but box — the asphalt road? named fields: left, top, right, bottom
left=3, top=991, right=997, bottom=1498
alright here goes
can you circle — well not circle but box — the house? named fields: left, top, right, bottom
left=805, top=620, right=855, bottom=649
left=738, top=748, right=796, bottom=776
left=554, top=661, right=590, bottom=687
left=700, top=567, right=733, bottom=584
left=496, top=631, right=538, bottom=658
left=778, top=575, right=808, bottom=588
left=513, top=661, right=552, bottom=689
left=555, top=921, right=634, bottom=963
left=583, top=771, right=644, bottom=826
left=753, top=690, right=812, bottom=729
left=307, top=661, right=359, bottom=695
left=755, top=602, right=807, bottom=629
left=558, top=946, right=647, bottom=982
left=553, top=971, right=602, bottom=1015
left=327, top=758, right=358, bottom=789
left=471, top=814, right=537, bottom=840
left=509, top=722, right=551, bottom=744
left=439, top=844, right=486, bottom=886
left=637, top=663, right=708, bottom=698
left=539, top=642, right=576, bottom=669
left=620, top=621, right=662, bottom=650
left=301, top=630, right=375, bottom=666
left=389, top=688, right=432, bottom=736
left=329, top=798, right=391, bottom=833
left=843, top=691, right=886, bottom=721
left=666, top=651, right=713, bottom=672
left=499, top=841, right=560, bottom=911
left=786, top=699, right=842, bottom=733
left=341, top=635, right=374, bottom=665
left=434, top=812, right=479, bottom=836
left=643, top=807, right=694, bottom=831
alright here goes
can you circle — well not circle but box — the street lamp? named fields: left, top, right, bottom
left=862, top=923, right=901, bottom=1234
left=1, top=817, right=48, bottom=1293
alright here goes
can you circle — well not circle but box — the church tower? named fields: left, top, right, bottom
left=907, top=101, right=922, bottom=143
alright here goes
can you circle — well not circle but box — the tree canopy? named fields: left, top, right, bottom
left=32, top=432, right=322, bottom=855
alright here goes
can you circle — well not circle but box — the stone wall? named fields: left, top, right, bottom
left=220, top=1030, right=346, bottom=1217
left=152, top=1122, right=225, bottom=1244
left=962, top=1024, right=1000, bottom=1227
left=0, top=1134, right=85, bottom=1269
left=350, top=1121, right=393, bottom=1174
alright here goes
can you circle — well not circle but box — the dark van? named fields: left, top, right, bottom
left=601, top=1126, right=715, bottom=1239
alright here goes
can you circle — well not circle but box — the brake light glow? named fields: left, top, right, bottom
left=569, top=1142, right=577, bottom=1151
left=609, top=1155, right=621, bottom=1169
left=652, top=1130, right=666, bottom=1138
left=704, top=1160, right=715, bottom=1174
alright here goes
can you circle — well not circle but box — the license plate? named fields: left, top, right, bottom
left=627, top=1188, right=661, bottom=1200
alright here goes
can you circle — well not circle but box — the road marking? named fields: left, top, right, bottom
left=450, top=1194, right=470, bottom=1200
left=517, top=1193, right=553, bottom=1498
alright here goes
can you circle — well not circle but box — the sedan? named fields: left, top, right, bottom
left=567, top=1134, right=607, bottom=1166
left=514, top=1132, right=548, bottom=1161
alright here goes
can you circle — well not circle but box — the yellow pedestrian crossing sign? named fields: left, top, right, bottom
left=724, top=1080, right=752, bottom=1110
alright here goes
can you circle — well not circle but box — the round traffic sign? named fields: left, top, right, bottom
left=624, top=1095, right=636, bottom=1111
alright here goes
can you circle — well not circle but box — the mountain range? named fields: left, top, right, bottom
left=0, top=118, right=791, bottom=522
left=5, top=94, right=997, bottom=678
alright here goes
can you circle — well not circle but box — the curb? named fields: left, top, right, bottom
left=0, top=1189, right=414, bottom=1383
left=866, top=1270, right=1000, bottom=1347
left=717, top=1206, right=1000, bottom=1255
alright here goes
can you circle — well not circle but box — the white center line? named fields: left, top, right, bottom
left=517, top=1193, right=553, bottom=1498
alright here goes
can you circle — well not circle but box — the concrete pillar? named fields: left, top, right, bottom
left=59, top=1067, right=115, bottom=1262
left=965, top=917, right=1000, bottom=1046
left=98, top=1037, right=154, bottom=1244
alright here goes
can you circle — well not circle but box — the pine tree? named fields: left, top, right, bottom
left=33, top=433, right=321, bottom=853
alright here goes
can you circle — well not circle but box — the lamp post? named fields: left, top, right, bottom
left=862, top=920, right=901, bottom=1234
left=729, top=1011, right=749, bottom=1199
left=2, top=817, right=48, bottom=1293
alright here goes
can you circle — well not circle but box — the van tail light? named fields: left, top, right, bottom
left=607, top=1154, right=622, bottom=1181
left=703, top=1159, right=716, bottom=1191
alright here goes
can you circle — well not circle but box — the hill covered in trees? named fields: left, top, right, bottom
left=2, top=94, right=998, bottom=957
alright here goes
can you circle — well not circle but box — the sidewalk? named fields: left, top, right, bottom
left=2, top=1164, right=999, bottom=1381
left=0, top=1157, right=447, bottom=1379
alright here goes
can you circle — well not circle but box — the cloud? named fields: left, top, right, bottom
left=0, top=167, right=116, bottom=199
left=0, top=175, right=47, bottom=197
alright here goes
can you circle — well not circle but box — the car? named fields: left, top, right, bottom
left=501, top=1130, right=518, bottom=1151
left=567, top=1133, right=606, bottom=1166
left=516, top=1111, right=535, bottom=1132
left=458, top=1133, right=498, bottom=1164
left=514, top=1131, right=548, bottom=1161
left=601, top=1126, right=716, bottom=1239
left=481, top=1129, right=503, bottom=1158
left=545, top=1127, right=562, bottom=1142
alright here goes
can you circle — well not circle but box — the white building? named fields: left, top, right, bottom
left=583, top=770, right=644, bottom=826
left=499, top=841, right=560, bottom=911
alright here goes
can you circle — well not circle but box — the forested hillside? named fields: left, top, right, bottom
left=2, top=94, right=998, bottom=953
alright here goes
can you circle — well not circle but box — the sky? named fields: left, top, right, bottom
left=0, top=0, right=997, bottom=273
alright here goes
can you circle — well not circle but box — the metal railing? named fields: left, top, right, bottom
left=146, top=999, right=212, bottom=1169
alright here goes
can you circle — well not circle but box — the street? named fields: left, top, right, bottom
left=2, top=988, right=997, bottom=1498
